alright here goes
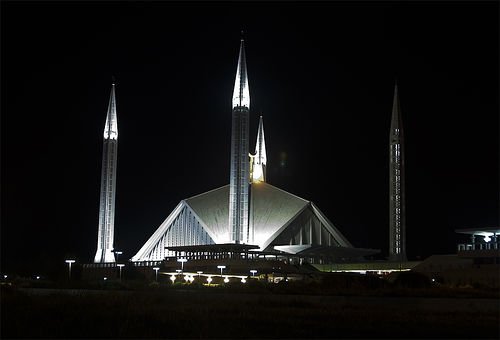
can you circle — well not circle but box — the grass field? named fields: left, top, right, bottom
left=2, top=284, right=499, bottom=339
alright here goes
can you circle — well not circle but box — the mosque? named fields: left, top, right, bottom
left=89, top=38, right=410, bottom=277
left=84, top=38, right=500, bottom=286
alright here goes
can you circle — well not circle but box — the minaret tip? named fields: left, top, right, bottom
left=232, top=37, right=250, bottom=108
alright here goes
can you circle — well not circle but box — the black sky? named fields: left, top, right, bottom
left=1, top=1, right=498, bottom=276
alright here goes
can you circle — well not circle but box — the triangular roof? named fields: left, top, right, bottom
left=185, top=182, right=311, bottom=248
left=132, top=182, right=355, bottom=261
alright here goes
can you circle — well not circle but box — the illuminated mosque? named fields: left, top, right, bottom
left=93, top=38, right=410, bottom=269
left=84, top=38, right=499, bottom=287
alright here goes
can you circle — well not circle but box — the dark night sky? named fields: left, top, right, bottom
left=1, top=1, right=498, bottom=276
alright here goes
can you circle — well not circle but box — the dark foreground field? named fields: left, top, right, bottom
left=1, top=285, right=499, bottom=339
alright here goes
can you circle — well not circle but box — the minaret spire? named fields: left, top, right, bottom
left=229, top=38, right=251, bottom=244
left=251, top=115, right=267, bottom=182
left=389, top=81, right=407, bottom=262
left=232, top=38, right=250, bottom=109
left=104, top=82, right=118, bottom=140
left=94, top=82, right=119, bottom=263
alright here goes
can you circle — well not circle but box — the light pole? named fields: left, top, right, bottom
left=177, top=258, right=187, bottom=273
left=217, top=265, right=226, bottom=277
left=197, top=271, right=203, bottom=281
left=117, top=264, right=125, bottom=281
left=114, top=251, right=123, bottom=262
left=153, top=267, right=160, bottom=282
left=250, top=269, right=257, bottom=277
left=65, top=259, right=75, bottom=280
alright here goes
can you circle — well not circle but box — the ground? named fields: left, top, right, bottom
left=1, top=284, right=499, bottom=339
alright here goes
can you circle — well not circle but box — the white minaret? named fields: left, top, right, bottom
left=94, top=83, right=118, bottom=263
left=228, top=38, right=250, bottom=244
left=251, top=115, right=267, bottom=183
left=389, top=82, right=407, bottom=262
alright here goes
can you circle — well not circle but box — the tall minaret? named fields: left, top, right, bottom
left=251, top=115, right=267, bottom=183
left=389, top=82, right=407, bottom=262
left=94, top=82, right=118, bottom=263
left=228, top=38, right=250, bottom=244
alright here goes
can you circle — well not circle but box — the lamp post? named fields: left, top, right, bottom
left=153, top=267, right=160, bottom=282
left=65, top=259, right=75, bottom=280
left=250, top=269, right=257, bottom=277
left=114, top=251, right=123, bottom=262
left=117, top=264, right=125, bottom=281
left=217, top=265, right=226, bottom=277
left=197, top=271, right=203, bottom=281
left=177, top=258, right=187, bottom=273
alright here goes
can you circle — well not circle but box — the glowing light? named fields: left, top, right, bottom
left=170, top=275, right=176, bottom=283
left=252, top=164, right=263, bottom=182
left=484, top=235, right=491, bottom=242
left=184, top=274, right=190, bottom=282
left=217, top=265, right=226, bottom=277
left=65, top=259, right=76, bottom=280
left=250, top=270, right=257, bottom=276
left=103, top=277, right=107, bottom=281
left=207, top=277, right=213, bottom=284
left=36, top=276, right=40, bottom=280
left=224, top=277, right=229, bottom=283
left=117, top=264, right=125, bottom=280
left=232, top=41, right=250, bottom=109
left=241, top=278, right=246, bottom=283
left=177, top=258, right=187, bottom=272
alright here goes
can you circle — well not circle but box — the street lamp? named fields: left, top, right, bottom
left=65, top=259, right=75, bottom=280
left=114, top=251, right=123, bottom=262
left=207, top=276, right=212, bottom=285
left=217, top=265, right=226, bottom=277
left=153, top=267, right=160, bottom=282
left=117, top=264, right=125, bottom=281
left=177, top=258, right=187, bottom=272
left=197, top=271, right=203, bottom=281
left=250, top=269, right=257, bottom=277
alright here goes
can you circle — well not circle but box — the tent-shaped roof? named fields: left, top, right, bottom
left=132, top=182, right=359, bottom=261
left=185, top=182, right=318, bottom=247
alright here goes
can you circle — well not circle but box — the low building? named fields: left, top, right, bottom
left=412, top=227, right=499, bottom=288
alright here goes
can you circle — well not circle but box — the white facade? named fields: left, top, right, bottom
left=251, top=115, right=267, bottom=183
left=130, top=39, right=363, bottom=263
left=131, top=182, right=353, bottom=262
left=228, top=39, right=251, bottom=244
left=94, top=84, right=118, bottom=263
